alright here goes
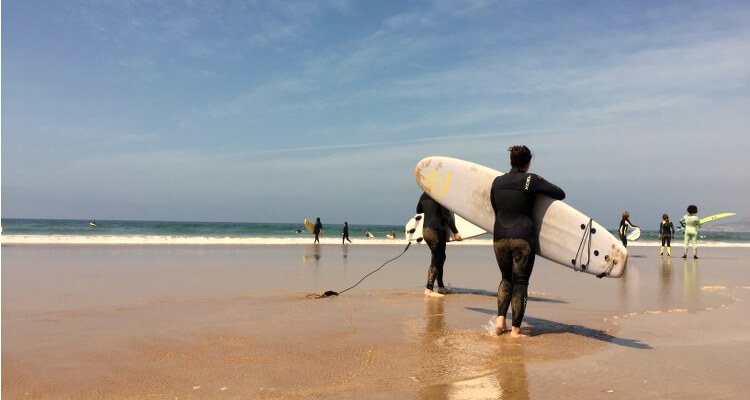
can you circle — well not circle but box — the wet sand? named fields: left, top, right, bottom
left=2, top=243, right=750, bottom=399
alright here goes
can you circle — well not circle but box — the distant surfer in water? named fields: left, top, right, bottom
left=618, top=211, right=639, bottom=248
left=314, top=217, right=323, bottom=244
left=491, top=145, right=565, bottom=338
left=659, top=214, right=675, bottom=258
left=342, top=221, right=352, bottom=244
left=417, top=191, right=463, bottom=298
left=680, top=205, right=701, bottom=259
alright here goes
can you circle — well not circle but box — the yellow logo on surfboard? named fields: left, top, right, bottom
left=421, top=170, right=451, bottom=200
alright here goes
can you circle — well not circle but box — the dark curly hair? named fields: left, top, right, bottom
left=687, top=205, right=698, bottom=214
left=509, top=145, right=532, bottom=169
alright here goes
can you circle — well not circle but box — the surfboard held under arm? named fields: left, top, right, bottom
left=415, top=156, right=627, bottom=278
left=405, top=213, right=487, bottom=243
left=677, top=212, right=736, bottom=231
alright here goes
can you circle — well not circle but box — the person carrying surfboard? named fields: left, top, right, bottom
left=618, top=211, right=639, bottom=248
left=417, top=192, right=463, bottom=298
left=491, top=145, right=565, bottom=338
left=659, top=214, right=675, bottom=258
left=680, top=205, right=701, bottom=259
left=313, top=217, right=323, bottom=244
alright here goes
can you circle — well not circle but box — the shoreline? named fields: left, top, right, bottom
left=3, top=235, right=749, bottom=247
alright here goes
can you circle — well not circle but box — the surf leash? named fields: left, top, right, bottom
left=572, top=218, right=594, bottom=274
left=306, top=242, right=412, bottom=299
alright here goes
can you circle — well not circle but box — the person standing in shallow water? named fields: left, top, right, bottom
left=618, top=211, right=639, bottom=248
left=491, top=145, right=565, bottom=338
left=680, top=205, right=701, bottom=259
left=342, top=221, right=352, bottom=244
left=417, top=192, right=463, bottom=298
left=659, top=214, right=675, bottom=258
left=313, top=217, right=323, bottom=244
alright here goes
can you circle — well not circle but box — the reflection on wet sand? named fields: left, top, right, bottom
left=683, top=257, right=700, bottom=310
left=417, top=299, right=530, bottom=400
left=302, top=245, right=322, bottom=263
left=659, top=257, right=672, bottom=306
left=620, top=254, right=704, bottom=312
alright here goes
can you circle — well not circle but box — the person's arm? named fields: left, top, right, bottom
left=490, top=178, right=498, bottom=214
left=441, top=207, right=459, bottom=234
left=440, top=208, right=463, bottom=241
left=670, top=222, right=675, bottom=236
left=531, top=174, right=565, bottom=200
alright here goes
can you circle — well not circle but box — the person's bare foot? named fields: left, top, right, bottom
left=436, top=287, right=452, bottom=294
left=424, top=288, right=445, bottom=298
left=510, top=326, right=528, bottom=338
left=495, top=316, right=506, bottom=335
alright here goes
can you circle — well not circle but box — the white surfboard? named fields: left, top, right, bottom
left=415, top=156, right=627, bottom=278
left=626, top=227, right=641, bottom=241
left=405, top=213, right=487, bottom=243
left=677, top=212, right=736, bottom=231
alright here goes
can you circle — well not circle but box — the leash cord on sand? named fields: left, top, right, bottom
left=307, top=242, right=412, bottom=299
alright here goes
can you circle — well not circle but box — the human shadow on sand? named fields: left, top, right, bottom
left=466, top=307, right=652, bottom=350
left=452, top=288, right=568, bottom=304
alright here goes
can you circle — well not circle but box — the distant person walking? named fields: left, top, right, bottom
left=417, top=192, right=462, bottom=298
left=342, top=221, right=352, bottom=244
left=314, top=217, right=323, bottom=244
left=618, top=211, right=639, bottom=248
left=659, top=214, right=675, bottom=258
left=491, top=145, right=565, bottom=338
left=680, top=205, right=701, bottom=259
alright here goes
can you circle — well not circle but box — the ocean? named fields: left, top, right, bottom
left=2, top=218, right=749, bottom=246
left=0, top=218, right=407, bottom=245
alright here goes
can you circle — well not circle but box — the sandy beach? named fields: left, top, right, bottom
left=2, top=243, right=749, bottom=399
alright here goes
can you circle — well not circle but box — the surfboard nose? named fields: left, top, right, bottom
left=606, top=247, right=628, bottom=278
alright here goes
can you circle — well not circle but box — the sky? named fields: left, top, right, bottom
left=2, top=0, right=749, bottom=229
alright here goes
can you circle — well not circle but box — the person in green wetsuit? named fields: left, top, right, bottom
left=659, top=214, right=675, bottom=258
left=680, top=205, right=701, bottom=259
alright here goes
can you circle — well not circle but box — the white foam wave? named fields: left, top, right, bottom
left=0, top=235, right=495, bottom=246
left=2, top=235, right=747, bottom=247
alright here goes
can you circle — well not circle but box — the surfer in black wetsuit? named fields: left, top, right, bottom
left=342, top=221, right=352, bottom=244
left=491, top=145, right=565, bottom=338
left=618, top=211, right=639, bottom=247
left=417, top=192, right=463, bottom=297
left=659, top=214, right=675, bottom=258
left=314, top=217, right=322, bottom=244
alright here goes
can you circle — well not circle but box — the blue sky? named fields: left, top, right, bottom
left=2, top=0, right=749, bottom=228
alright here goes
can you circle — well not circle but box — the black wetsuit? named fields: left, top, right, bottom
left=490, top=167, right=565, bottom=327
left=618, top=217, right=635, bottom=247
left=417, top=192, right=459, bottom=291
left=314, top=220, right=322, bottom=243
left=342, top=224, right=351, bottom=244
left=659, top=220, right=674, bottom=247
